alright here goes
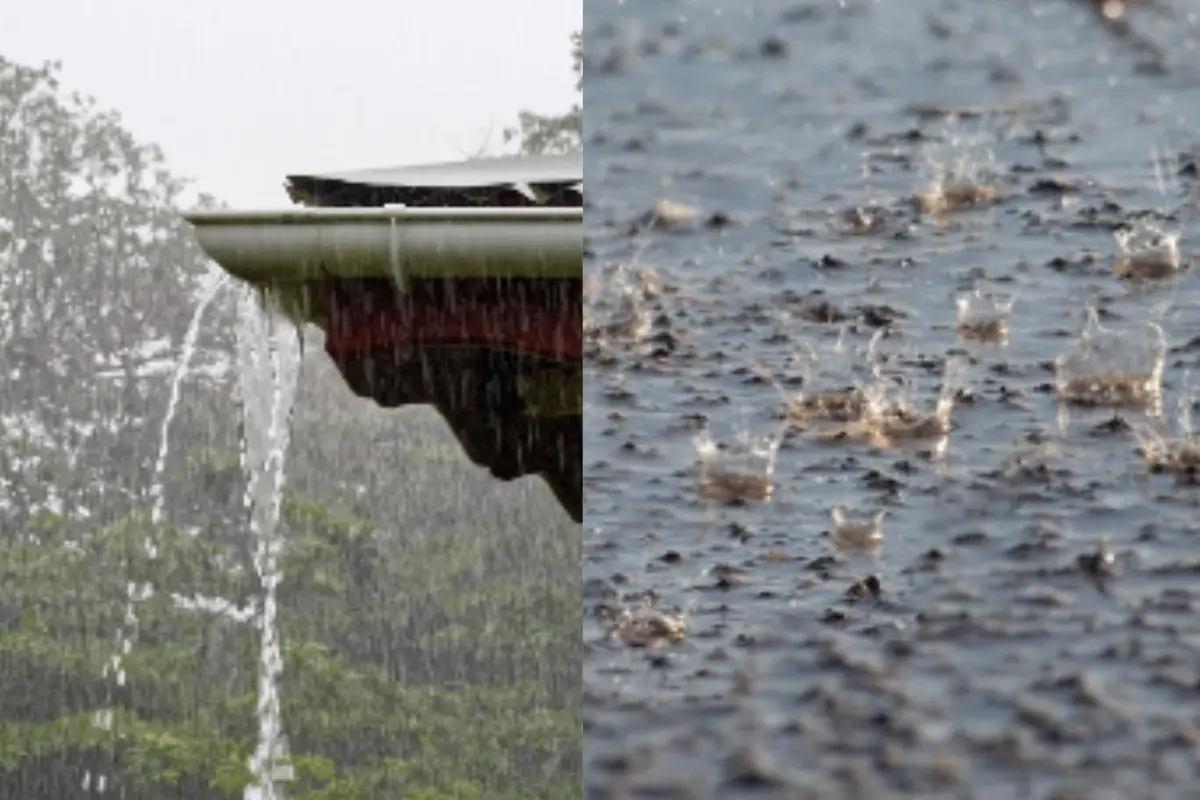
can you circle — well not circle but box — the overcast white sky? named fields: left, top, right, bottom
left=0, top=0, right=580, bottom=207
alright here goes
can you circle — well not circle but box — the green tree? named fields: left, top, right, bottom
left=505, top=31, right=582, bottom=154
left=0, top=55, right=580, bottom=800
left=0, top=492, right=579, bottom=799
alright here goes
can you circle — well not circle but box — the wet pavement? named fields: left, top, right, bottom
left=582, top=2, right=1200, bottom=798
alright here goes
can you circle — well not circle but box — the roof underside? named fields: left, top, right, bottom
left=285, top=151, right=582, bottom=209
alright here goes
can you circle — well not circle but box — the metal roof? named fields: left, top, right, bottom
left=296, top=151, right=581, bottom=188
left=285, top=151, right=582, bottom=209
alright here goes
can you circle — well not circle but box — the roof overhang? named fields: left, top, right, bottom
left=180, top=152, right=583, bottom=521
left=184, top=151, right=582, bottom=285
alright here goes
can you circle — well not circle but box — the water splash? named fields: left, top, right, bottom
left=830, top=506, right=886, bottom=554
left=584, top=257, right=657, bottom=345
left=956, top=289, right=1016, bottom=344
left=694, top=419, right=783, bottom=504
left=1114, top=145, right=1190, bottom=282
left=913, top=116, right=1004, bottom=214
left=1132, top=371, right=1200, bottom=475
left=1055, top=308, right=1166, bottom=414
left=830, top=505, right=889, bottom=579
left=236, top=285, right=302, bottom=800
left=778, top=328, right=874, bottom=419
left=1114, top=227, right=1183, bottom=281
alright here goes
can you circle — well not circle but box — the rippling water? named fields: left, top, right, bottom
left=583, top=2, right=1200, bottom=797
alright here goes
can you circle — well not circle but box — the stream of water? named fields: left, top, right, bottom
left=88, top=269, right=229, bottom=796
left=235, top=287, right=302, bottom=800
left=149, top=269, right=230, bottom=527
left=87, top=275, right=301, bottom=799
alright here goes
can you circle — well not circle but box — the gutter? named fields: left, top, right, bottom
left=182, top=206, right=581, bottom=286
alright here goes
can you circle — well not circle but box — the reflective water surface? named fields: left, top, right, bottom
left=583, top=2, right=1200, bottom=797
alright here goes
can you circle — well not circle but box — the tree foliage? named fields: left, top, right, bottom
left=505, top=31, right=582, bottom=155
left=0, top=55, right=579, bottom=799
left=0, top=492, right=579, bottom=799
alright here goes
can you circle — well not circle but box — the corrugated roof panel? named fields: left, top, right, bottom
left=292, top=151, right=581, bottom=189
left=285, top=151, right=582, bottom=209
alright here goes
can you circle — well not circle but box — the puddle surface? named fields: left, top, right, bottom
left=583, top=2, right=1200, bottom=797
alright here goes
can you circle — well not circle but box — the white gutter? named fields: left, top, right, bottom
left=182, top=206, right=581, bottom=286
